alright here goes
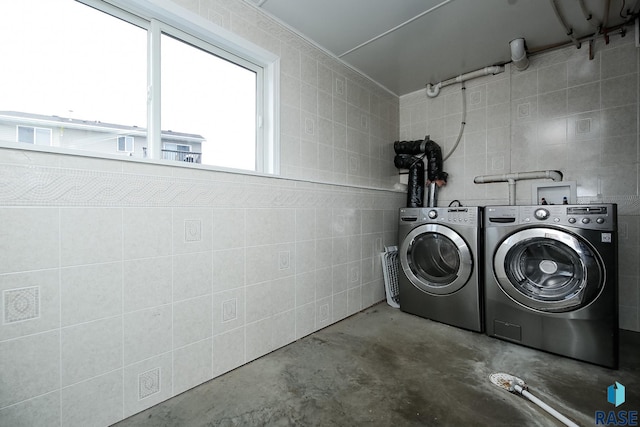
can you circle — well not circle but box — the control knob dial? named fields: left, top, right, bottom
left=534, top=208, right=549, bottom=220
left=428, top=210, right=438, bottom=219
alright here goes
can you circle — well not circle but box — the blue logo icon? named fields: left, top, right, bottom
left=608, top=382, right=626, bottom=407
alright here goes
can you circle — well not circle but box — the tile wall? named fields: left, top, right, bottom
left=400, top=35, right=640, bottom=331
left=0, top=0, right=403, bottom=425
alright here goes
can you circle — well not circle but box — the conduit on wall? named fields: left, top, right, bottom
left=474, top=170, right=563, bottom=205
left=426, top=65, right=504, bottom=98
left=425, top=65, right=504, bottom=161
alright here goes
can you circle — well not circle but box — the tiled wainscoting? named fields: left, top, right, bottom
left=0, top=150, right=405, bottom=426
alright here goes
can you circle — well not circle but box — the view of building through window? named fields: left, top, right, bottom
left=0, top=0, right=260, bottom=171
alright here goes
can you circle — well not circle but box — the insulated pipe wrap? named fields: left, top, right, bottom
left=406, top=159, right=425, bottom=207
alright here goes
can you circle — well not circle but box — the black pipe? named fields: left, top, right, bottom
left=406, top=159, right=425, bottom=207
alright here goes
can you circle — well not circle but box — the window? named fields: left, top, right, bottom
left=117, top=136, right=134, bottom=152
left=0, top=0, right=278, bottom=174
left=164, top=143, right=191, bottom=152
left=17, top=126, right=52, bottom=145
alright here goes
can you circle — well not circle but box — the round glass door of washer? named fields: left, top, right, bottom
left=400, top=224, right=473, bottom=295
left=493, top=227, right=604, bottom=312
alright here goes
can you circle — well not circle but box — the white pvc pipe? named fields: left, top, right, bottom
left=474, top=170, right=563, bottom=205
left=510, top=38, right=529, bottom=71
left=515, top=385, right=579, bottom=427
left=426, top=65, right=504, bottom=97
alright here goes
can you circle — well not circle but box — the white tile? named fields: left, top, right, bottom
left=333, top=291, right=349, bottom=322
left=538, top=62, right=567, bottom=93
left=347, top=286, right=362, bottom=316
left=213, top=248, right=245, bottom=292
left=272, top=309, right=296, bottom=349
left=601, top=105, right=637, bottom=138
left=347, top=235, right=362, bottom=262
left=295, top=302, right=315, bottom=339
left=361, top=257, right=375, bottom=285
left=61, top=370, right=123, bottom=427
left=60, top=262, right=122, bottom=327
left=332, top=237, right=348, bottom=265
left=212, top=288, right=245, bottom=335
left=567, top=54, right=600, bottom=86
left=332, top=264, right=348, bottom=294
left=271, top=276, right=295, bottom=314
left=123, top=352, right=173, bottom=418
left=362, top=279, right=384, bottom=308
left=295, top=240, right=316, bottom=273
left=567, top=82, right=600, bottom=115
left=602, top=74, right=637, bottom=109
left=315, top=267, right=332, bottom=300
left=295, top=271, right=316, bottom=307
left=0, top=208, right=59, bottom=274
left=245, top=243, right=295, bottom=285
left=173, top=207, right=213, bottom=254
left=601, top=42, right=638, bottom=79
left=123, top=208, right=172, bottom=260
left=0, top=331, right=60, bottom=408
left=212, top=327, right=245, bottom=378
left=173, top=295, right=213, bottom=349
left=295, top=208, right=316, bottom=241
left=245, top=281, right=272, bottom=323
left=245, top=208, right=295, bottom=246
left=245, top=317, right=273, bottom=362
left=347, top=261, right=361, bottom=289
left=315, top=296, right=332, bottom=330
left=123, top=256, right=172, bottom=313
left=173, top=338, right=213, bottom=395
left=173, top=251, right=212, bottom=302
left=316, top=238, right=333, bottom=269
left=0, top=270, right=59, bottom=341
left=61, top=316, right=123, bottom=386
left=60, top=207, right=122, bottom=267
left=123, top=305, right=172, bottom=365
left=0, top=391, right=60, bottom=427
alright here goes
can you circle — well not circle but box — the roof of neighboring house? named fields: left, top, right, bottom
left=0, top=111, right=206, bottom=143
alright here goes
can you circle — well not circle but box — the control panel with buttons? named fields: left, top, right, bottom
left=487, top=205, right=613, bottom=230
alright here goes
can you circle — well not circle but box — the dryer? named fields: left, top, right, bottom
left=484, top=204, right=618, bottom=368
left=398, top=207, right=483, bottom=332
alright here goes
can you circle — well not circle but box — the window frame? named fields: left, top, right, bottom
left=79, top=0, right=280, bottom=175
left=17, top=125, right=52, bottom=146
left=117, top=135, right=135, bottom=153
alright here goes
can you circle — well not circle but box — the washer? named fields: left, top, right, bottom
left=484, top=204, right=618, bottom=368
left=398, top=207, right=483, bottom=332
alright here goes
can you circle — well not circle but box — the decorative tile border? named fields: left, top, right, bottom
left=0, top=164, right=404, bottom=210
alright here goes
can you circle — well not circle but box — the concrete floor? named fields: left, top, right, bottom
left=115, top=303, right=639, bottom=426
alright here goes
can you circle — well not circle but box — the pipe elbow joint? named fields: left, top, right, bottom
left=426, top=82, right=441, bottom=98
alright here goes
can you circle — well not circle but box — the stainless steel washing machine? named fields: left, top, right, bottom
left=484, top=204, right=618, bottom=368
left=398, top=207, right=483, bottom=332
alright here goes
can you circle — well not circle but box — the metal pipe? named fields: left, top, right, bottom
left=578, top=0, right=592, bottom=21
left=550, top=0, right=582, bottom=48
left=427, top=181, right=438, bottom=207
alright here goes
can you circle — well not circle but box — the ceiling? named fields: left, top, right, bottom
left=244, top=0, right=638, bottom=96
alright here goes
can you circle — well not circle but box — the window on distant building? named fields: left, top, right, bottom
left=17, top=126, right=52, bottom=145
left=0, top=0, right=279, bottom=174
left=117, top=136, right=134, bottom=153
